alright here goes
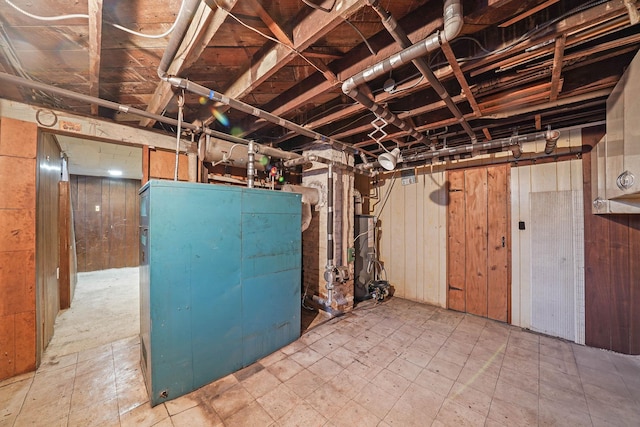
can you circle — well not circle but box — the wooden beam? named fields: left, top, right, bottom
left=219, top=0, right=367, bottom=106
left=88, top=0, right=103, bottom=116
left=499, top=0, right=561, bottom=27
left=535, top=114, right=542, bottom=130
left=482, top=128, right=492, bottom=140
left=246, top=0, right=292, bottom=47
left=440, top=41, right=482, bottom=116
left=140, top=0, right=240, bottom=127
left=549, top=35, right=566, bottom=101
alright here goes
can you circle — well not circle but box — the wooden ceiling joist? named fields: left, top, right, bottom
left=549, top=35, right=566, bottom=101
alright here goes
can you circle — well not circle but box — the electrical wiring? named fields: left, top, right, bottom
left=343, top=18, right=376, bottom=56
left=212, top=0, right=337, bottom=79
left=4, top=0, right=185, bottom=39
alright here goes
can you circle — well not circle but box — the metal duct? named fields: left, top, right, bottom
left=365, top=0, right=476, bottom=142
left=283, top=154, right=374, bottom=176
left=157, top=0, right=201, bottom=81
left=400, top=129, right=560, bottom=166
left=325, top=163, right=335, bottom=306
left=198, top=133, right=299, bottom=167
left=342, top=0, right=463, bottom=93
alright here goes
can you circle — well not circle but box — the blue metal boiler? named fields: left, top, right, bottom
left=139, top=180, right=301, bottom=406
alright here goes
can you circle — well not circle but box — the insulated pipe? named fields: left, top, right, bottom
left=399, top=129, right=560, bottom=166
left=283, top=154, right=374, bottom=176
left=157, top=0, right=201, bottom=81
left=342, top=0, right=463, bottom=93
left=366, top=0, right=476, bottom=142
left=325, top=163, right=335, bottom=306
left=247, top=140, right=255, bottom=188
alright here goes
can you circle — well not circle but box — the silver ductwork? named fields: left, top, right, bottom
left=281, top=184, right=320, bottom=232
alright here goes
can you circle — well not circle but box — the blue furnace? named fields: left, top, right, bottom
left=139, top=180, right=302, bottom=406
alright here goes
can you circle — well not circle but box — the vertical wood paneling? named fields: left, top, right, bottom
left=390, top=176, right=405, bottom=297
left=609, top=217, right=630, bottom=353
left=109, top=179, right=126, bottom=268
left=71, top=175, right=141, bottom=272
left=125, top=182, right=140, bottom=267
left=487, top=165, right=509, bottom=322
left=630, top=216, right=640, bottom=354
left=447, top=170, right=466, bottom=312
left=437, top=173, right=448, bottom=308
left=464, top=168, right=488, bottom=317
left=404, top=182, right=418, bottom=301
left=36, top=133, right=61, bottom=355
left=583, top=125, right=614, bottom=351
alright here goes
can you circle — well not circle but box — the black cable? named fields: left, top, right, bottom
left=300, top=0, right=336, bottom=13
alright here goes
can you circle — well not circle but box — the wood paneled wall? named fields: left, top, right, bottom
left=36, top=133, right=62, bottom=357
left=70, top=175, right=140, bottom=272
left=582, top=126, right=640, bottom=355
left=59, top=181, right=77, bottom=309
left=0, top=118, right=38, bottom=380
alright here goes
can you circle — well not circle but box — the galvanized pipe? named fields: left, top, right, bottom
left=366, top=0, right=476, bottom=142
left=157, top=0, right=201, bottom=81
left=325, top=163, right=335, bottom=306
left=342, top=0, right=463, bottom=93
left=400, top=129, right=560, bottom=166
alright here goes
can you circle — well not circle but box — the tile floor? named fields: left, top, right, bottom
left=2, top=297, right=640, bottom=426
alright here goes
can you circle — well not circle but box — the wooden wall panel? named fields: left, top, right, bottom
left=71, top=175, right=141, bottom=272
left=487, top=165, right=510, bottom=322
left=583, top=125, right=640, bottom=354
left=58, top=181, right=76, bottom=310
left=36, top=133, right=61, bottom=360
left=464, top=168, right=488, bottom=317
left=0, top=118, right=39, bottom=380
left=447, top=170, right=466, bottom=312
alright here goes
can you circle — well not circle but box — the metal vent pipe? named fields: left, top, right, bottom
left=365, top=0, right=476, bottom=142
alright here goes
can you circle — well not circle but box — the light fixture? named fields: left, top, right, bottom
left=378, top=147, right=401, bottom=171
left=108, top=169, right=123, bottom=177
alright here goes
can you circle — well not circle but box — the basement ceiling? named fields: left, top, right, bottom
left=0, top=0, right=638, bottom=164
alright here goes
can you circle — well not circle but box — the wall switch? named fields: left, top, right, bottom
left=518, top=221, right=525, bottom=230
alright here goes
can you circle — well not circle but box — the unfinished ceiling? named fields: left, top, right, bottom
left=0, top=0, right=638, bottom=165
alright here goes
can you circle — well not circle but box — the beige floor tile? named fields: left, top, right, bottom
left=328, top=400, right=380, bottom=427
left=209, top=384, right=255, bottom=420
left=386, top=357, right=422, bottom=381
left=224, top=401, right=274, bottom=427
left=119, top=401, right=169, bottom=427
left=284, top=369, right=323, bottom=398
left=326, top=367, right=368, bottom=399
left=487, top=397, right=537, bottom=426
left=171, top=404, right=223, bottom=427
left=267, top=358, right=305, bottom=382
left=448, top=381, right=492, bottom=417
left=539, top=351, right=579, bottom=377
left=540, top=366, right=584, bottom=394
left=308, top=337, right=341, bottom=356
left=0, top=377, right=32, bottom=421
left=280, top=340, right=307, bottom=356
left=37, top=352, right=78, bottom=373
left=352, top=380, right=398, bottom=420
left=455, top=364, right=499, bottom=395
left=298, top=330, right=323, bottom=346
left=257, top=383, right=302, bottom=421
left=497, top=365, right=539, bottom=394
left=14, top=414, right=69, bottom=427
left=370, top=368, right=411, bottom=399
left=398, top=346, right=433, bottom=368
left=305, top=380, right=349, bottom=416
left=259, top=350, right=287, bottom=367
left=307, top=356, right=344, bottom=380
left=325, top=347, right=359, bottom=370
left=279, top=401, right=327, bottom=427
left=164, top=393, right=200, bottom=416
left=67, top=396, right=120, bottom=427
left=583, top=382, right=638, bottom=411
left=539, top=396, right=592, bottom=426
left=241, top=367, right=282, bottom=399
left=538, top=378, right=589, bottom=413
left=383, top=383, right=443, bottom=426
left=586, top=396, right=640, bottom=427
left=433, top=398, right=487, bottom=427
left=414, top=368, right=454, bottom=397
left=289, top=346, right=324, bottom=368
left=426, top=356, right=463, bottom=381
left=579, top=365, right=629, bottom=396
left=435, top=346, right=470, bottom=366
left=501, top=353, right=538, bottom=377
